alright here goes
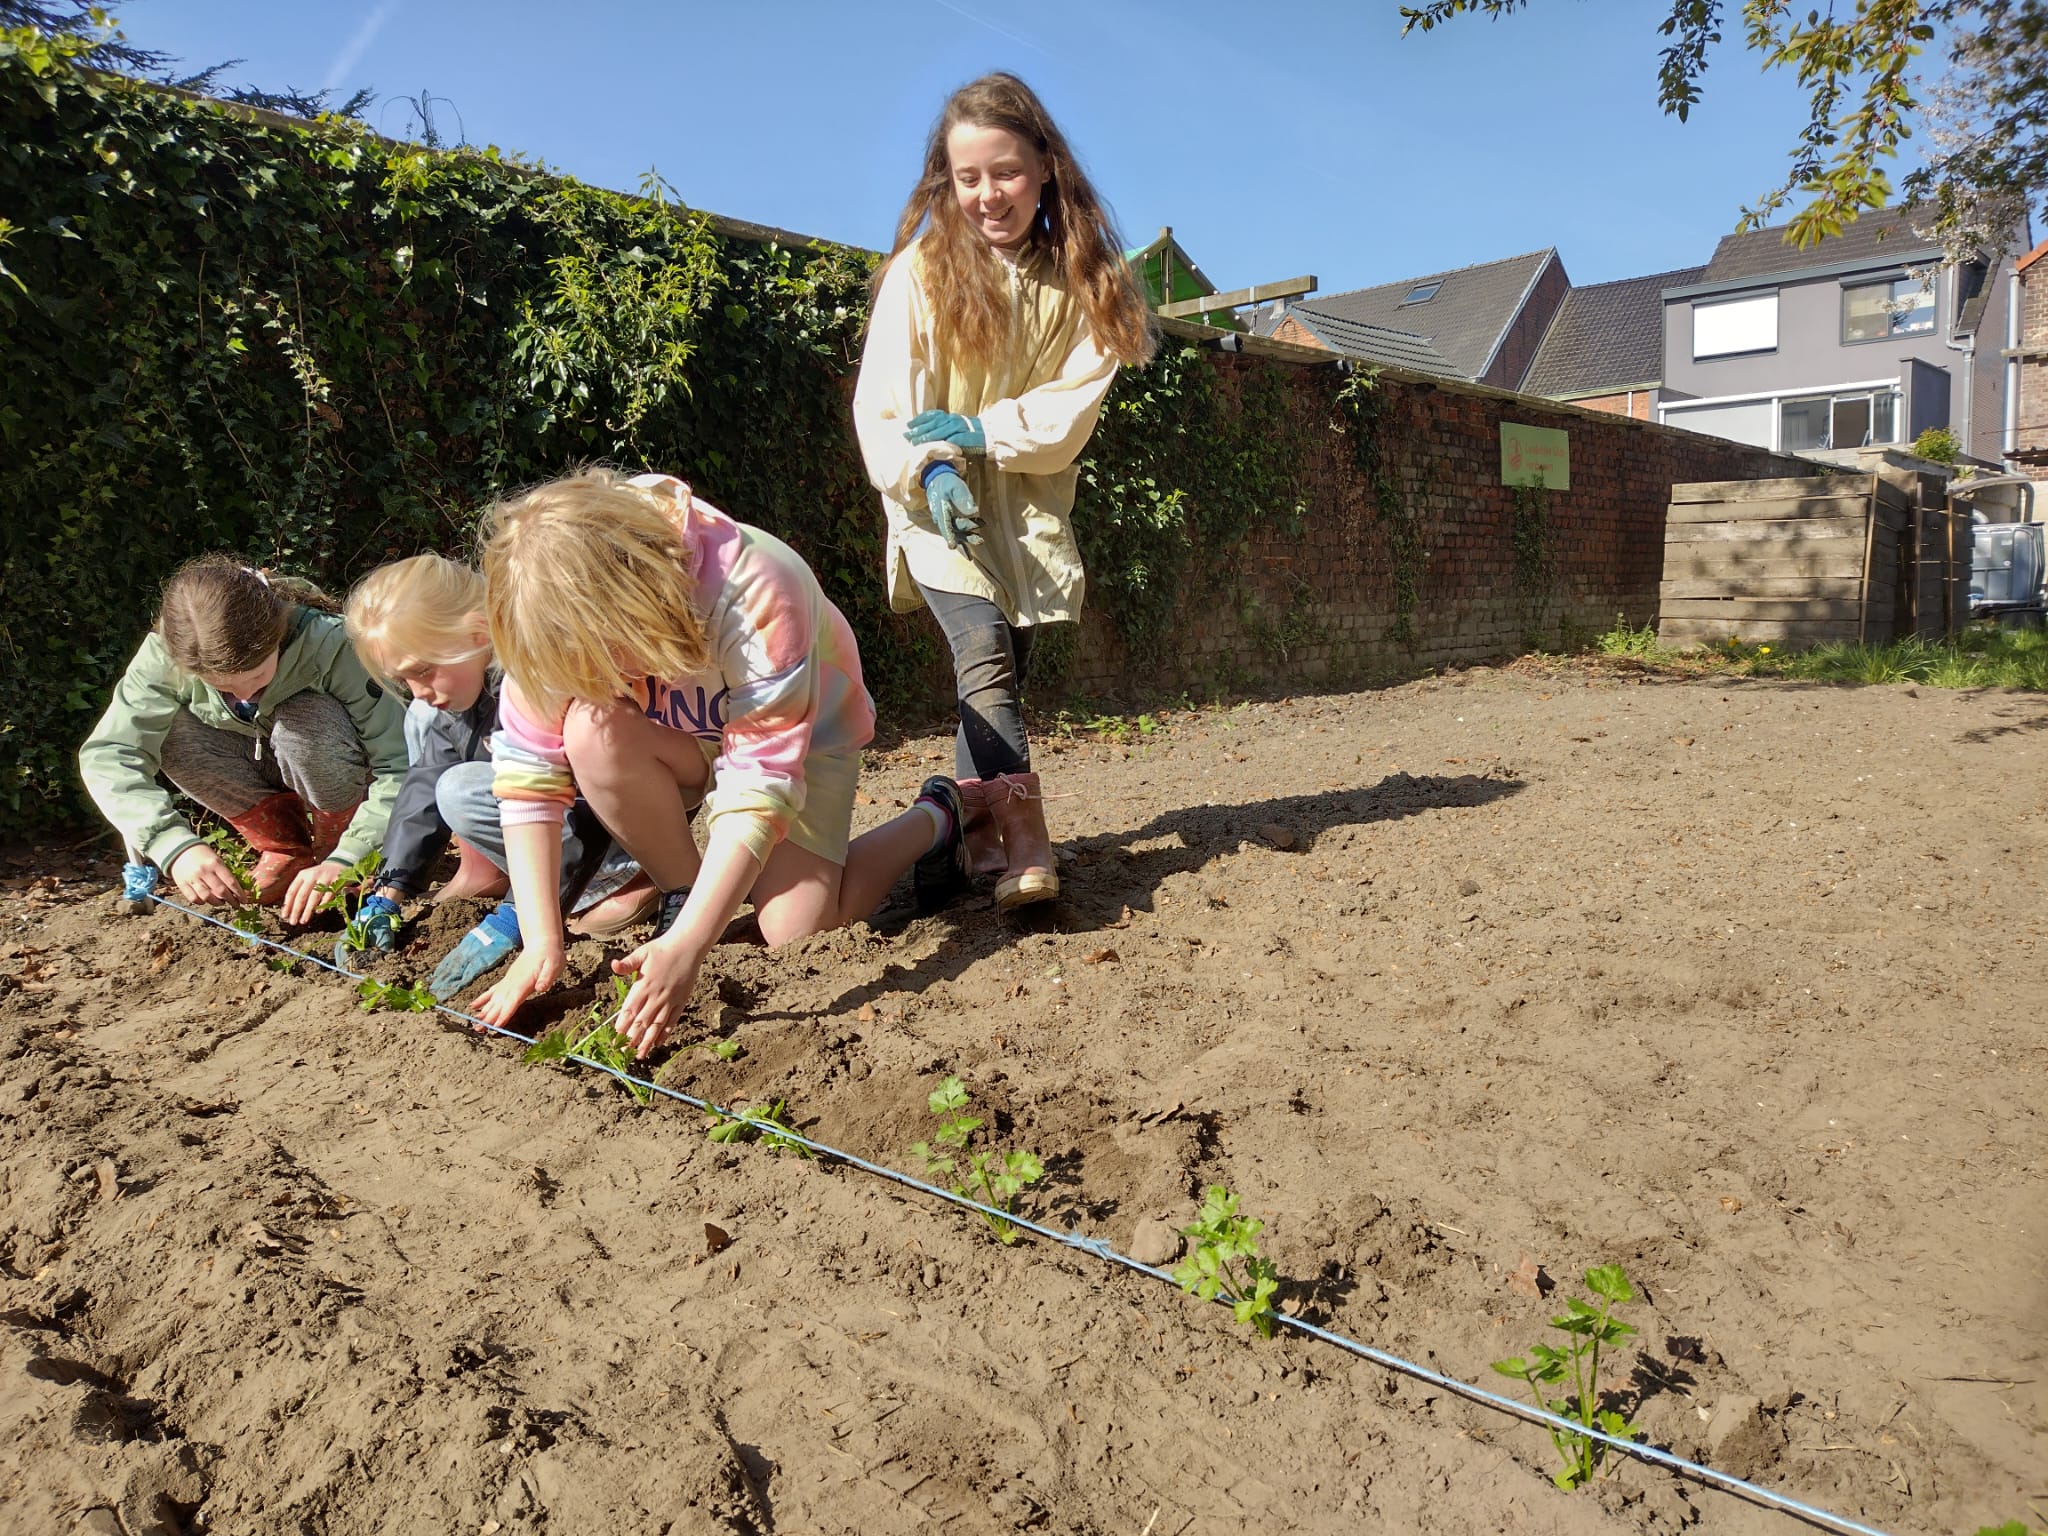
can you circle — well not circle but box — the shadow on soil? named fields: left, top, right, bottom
left=765, top=771, right=1526, bottom=1023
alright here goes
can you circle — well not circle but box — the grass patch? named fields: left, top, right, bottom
left=1585, top=617, right=2048, bottom=691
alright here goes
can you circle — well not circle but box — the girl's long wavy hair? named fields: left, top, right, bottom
left=877, top=72, right=1155, bottom=372
left=156, top=555, right=338, bottom=678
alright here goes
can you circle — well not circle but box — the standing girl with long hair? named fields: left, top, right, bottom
left=853, top=71, right=1154, bottom=912
left=80, top=555, right=408, bottom=924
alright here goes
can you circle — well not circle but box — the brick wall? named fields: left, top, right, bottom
left=2019, top=262, right=2048, bottom=477
left=1554, top=389, right=1653, bottom=421
left=1270, top=315, right=1329, bottom=352
left=1050, top=335, right=1815, bottom=700
left=1483, top=255, right=1571, bottom=390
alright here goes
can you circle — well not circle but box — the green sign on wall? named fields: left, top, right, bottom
left=1501, top=422, right=1570, bottom=490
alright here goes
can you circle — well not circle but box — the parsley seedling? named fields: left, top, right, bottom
left=705, top=1099, right=812, bottom=1156
left=319, top=850, right=397, bottom=960
left=355, top=977, right=435, bottom=1014
left=910, top=1075, right=1044, bottom=1245
left=202, top=826, right=264, bottom=936
left=1172, top=1185, right=1280, bottom=1336
left=521, top=975, right=653, bottom=1105
left=1492, top=1264, right=1641, bottom=1489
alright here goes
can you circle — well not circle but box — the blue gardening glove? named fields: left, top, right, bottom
left=333, top=893, right=403, bottom=969
left=427, top=902, right=522, bottom=1000
left=905, top=410, right=985, bottom=454
left=920, top=463, right=984, bottom=550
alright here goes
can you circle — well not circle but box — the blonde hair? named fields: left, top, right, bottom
left=157, top=554, right=338, bottom=677
left=345, top=555, right=490, bottom=689
left=480, top=467, right=710, bottom=712
left=877, top=72, right=1155, bottom=372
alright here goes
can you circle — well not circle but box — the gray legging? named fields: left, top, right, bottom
left=157, top=692, right=370, bottom=818
left=918, top=582, right=1035, bottom=781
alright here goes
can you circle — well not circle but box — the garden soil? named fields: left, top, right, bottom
left=2, top=662, right=2043, bottom=1536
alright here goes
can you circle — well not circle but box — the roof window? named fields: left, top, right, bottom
left=1400, top=281, right=1442, bottom=306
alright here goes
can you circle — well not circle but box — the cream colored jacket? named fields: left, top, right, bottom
left=853, top=239, right=1119, bottom=627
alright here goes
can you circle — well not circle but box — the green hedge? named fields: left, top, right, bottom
left=0, top=31, right=1324, bottom=835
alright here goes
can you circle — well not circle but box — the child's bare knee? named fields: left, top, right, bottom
left=755, top=904, right=832, bottom=949
left=561, top=699, right=643, bottom=779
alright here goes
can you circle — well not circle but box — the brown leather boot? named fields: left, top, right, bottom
left=227, top=791, right=315, bottom=905
left=954, top=778, right=1010, bottom=877
left=986, top=772, right=1058, bottom=911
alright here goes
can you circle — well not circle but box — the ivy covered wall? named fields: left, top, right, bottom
left=1, top=35, right=1809, bottom=836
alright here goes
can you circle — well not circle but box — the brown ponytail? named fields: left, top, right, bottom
left=155, top=554, right=339, bottom=677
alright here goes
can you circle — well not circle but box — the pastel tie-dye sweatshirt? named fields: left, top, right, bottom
left=492, top=476, right=876, bottom=865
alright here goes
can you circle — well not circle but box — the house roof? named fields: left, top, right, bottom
left=1521, top=266, right=1704, bottom=397
left=1277, top=309, right=1458, bottom=376
left=1274, top=248, right=1560, bottom=381
left=2015, top=237, right=2048, bottom=276
left=1695, top=207, right=1939, bottom=286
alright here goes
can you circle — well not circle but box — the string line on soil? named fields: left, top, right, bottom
left=133, top=888, right=1895, bottom=1536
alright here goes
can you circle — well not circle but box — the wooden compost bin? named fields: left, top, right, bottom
left=1658, top=474, right=1912, bottom=648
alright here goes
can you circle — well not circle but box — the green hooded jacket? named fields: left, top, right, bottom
left=78, top=605, right=409, bottom=876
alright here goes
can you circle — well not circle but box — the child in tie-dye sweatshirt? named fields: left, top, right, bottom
left=470, top=468, right=965, bottom=1058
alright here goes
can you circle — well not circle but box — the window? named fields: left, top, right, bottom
left=1400, top=281, right=1441, bottom=306
left=1777, top=388, right=1901, bottom=450
left=1693, top=293, right=1778, bottom=358
left=1842, top=275, right=1935, bottom=342
left=1780, top=396, right=1831, bottom=451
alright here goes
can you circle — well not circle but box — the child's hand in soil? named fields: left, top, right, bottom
left=611, top=934, right=703, bottom=1060
left=471, top=941, right=562, bottom=1026
left=281, top=859, right=347, bottom=927
left=167, top=843, right=244, bottom=906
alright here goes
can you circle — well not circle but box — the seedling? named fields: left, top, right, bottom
left=202, top=826, right=264, bottom=935
left=1172, top=1184, right=1280, bottom=1336
left=320, top=850, right=397, bottom=960
left=909, top=1075, right=1044, bottom=1245
left=265, top=953, right=300, bottom=975
left=521, top=975, right=654, bottom=1105
left=355, top=977, right=435, bottom=1014
left=1492, top=1264, right=1641, bottom=1490
left=705, top=1037, right=742, bottom=1061
left=705, top=1098, right=812, bottom=1156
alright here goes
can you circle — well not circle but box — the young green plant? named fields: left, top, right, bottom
left=909, top=1075, right=1044, bottom=1245
left=319, top=849, right=394, bottom=959
left=1171, top=1184, right=1280, bottom=1337
left=704, top=1098, right=812, bottom=1156
left=202, top=826, right=265, bottom=935
left=1492, top=1264, right=1641, bottom=1490
left=355, top=977, right=436, bottom=1013
left=521, top=973, right=653, bottom=1105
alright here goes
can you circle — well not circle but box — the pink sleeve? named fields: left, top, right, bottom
left=491, top=681, right=577, bottom=828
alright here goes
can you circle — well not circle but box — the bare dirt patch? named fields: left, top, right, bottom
left=2, top=665, right=2043, bottom=1535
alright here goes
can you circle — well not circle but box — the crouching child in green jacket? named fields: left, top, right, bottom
left=80, top=556, right=408, bottom=926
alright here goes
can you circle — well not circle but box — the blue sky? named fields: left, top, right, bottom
left=130, top=0, right=1853, bottom=295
